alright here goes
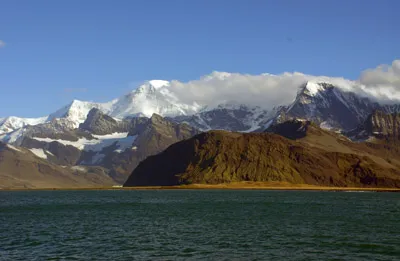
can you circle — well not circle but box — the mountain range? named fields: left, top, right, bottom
left=1, top=73, right=400, bottom=188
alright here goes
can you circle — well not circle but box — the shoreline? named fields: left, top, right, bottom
left=1, top=182, right=400, bottom=192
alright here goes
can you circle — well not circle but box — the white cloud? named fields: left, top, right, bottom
left=0, top=40, right=5, bottom=48
left=360, top=60, right=400, bottom=86
left=167, top=71, right=307, bottom=110
left=356, top=60, right=400, bottom=103
left=159, top=59, right=400, bottom=110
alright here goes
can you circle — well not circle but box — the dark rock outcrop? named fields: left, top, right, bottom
left=265, top=119, right=311, bottom=140
left=132, top=114, right=198, bottom=156
left=79, top=108, right=131, bottom=135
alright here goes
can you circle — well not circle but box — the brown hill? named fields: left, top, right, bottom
left=124, top=120, right=400, bottom=188
left=0, top=142, right=115, bottom=189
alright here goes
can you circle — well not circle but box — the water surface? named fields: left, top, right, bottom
left=1, top=190, right=399, bottom=260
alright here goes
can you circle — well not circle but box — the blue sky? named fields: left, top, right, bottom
left=0, top=0, right=399, bottom=117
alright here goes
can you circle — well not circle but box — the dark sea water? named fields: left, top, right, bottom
left=0, top=190, right=399, bottom=261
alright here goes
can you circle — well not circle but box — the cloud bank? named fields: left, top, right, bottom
left=160, top=59, right=400, bottom=110
left=0, top=40, right=5, bottom=48
left=357, top=60, right=400, bottom=102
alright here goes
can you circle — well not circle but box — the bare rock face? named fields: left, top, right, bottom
left=366, top=111, right=400, bottom=139
left=346, top=110, right=400, bottom=141
left=124, top=121, right=400, bottom=188
left=265, top=119, right=311, bottom=140
left=131, top=113, right=199, bottom=156
left=79, top=108, right=131, bottom=135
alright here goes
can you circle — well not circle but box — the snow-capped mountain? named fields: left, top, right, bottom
left=14, top=109, right=198, bottom=183
left=48, top=100, right=116, bottom=127
left=2, top=78, right=400, bottom=142
left=0, top=116, right=48, bottom=135
left=40, top=80, right=201, bottom=128
left=171, top=103, right=276, bottom=132
left=278, top=81, right=400, bottom=131
left=108, top=80, right=201, bottom=118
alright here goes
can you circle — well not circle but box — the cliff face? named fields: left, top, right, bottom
left=365, top=111, right=400, bottom=139
left=124, top=121, right=400, bottom=188
left=346, top=110, right=400, bottom=141
left=131, top=114, right=198, bottom=157
left=79, top=108, right=132, bottom=135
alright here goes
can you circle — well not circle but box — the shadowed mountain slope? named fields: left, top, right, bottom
left=124, top=119, right=400, bottom=188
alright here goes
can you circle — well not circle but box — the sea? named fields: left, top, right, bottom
left=0, top=190, right=399, bottom=260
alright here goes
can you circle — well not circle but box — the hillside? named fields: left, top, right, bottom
left=124, top=120, right=400, bottom=187
left=0, top=142, right=115, bottom=189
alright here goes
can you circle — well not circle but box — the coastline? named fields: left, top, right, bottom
left=1, top=182, right=400, bottom=192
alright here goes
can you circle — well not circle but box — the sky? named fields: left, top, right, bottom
left=0, top=0, right=399, bottom=118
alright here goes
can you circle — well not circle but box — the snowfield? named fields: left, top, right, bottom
left=33, top=132, right=137, bottom=153
left=29, top=148, right=49, bottom=159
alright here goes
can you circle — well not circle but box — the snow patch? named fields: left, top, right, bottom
left=29, top=148, right=48, bottom=159
left=304, top=82, right=325, bottom=96
left=264, top=119, right=274, bottom=130
left=48, top=100, right=116, bottom=127
left=46, top=150, right=55, bottom=157
left=6, top=144, right=23, bottom=153
left=71, top=166, right=87, bottom=172
left=320, top=121, right=333, bottom=130
left=148, top=80, right=170, bottom=89
left=0, top=116, right=48, bottom=135
left=33, top=132, right=137, bottom=152
left=0, top=128, right=27, bottom=145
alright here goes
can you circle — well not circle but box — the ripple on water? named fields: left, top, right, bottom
left=0, top=190, right=399, bottom=260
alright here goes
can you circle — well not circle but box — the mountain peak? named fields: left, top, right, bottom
left=148, top=80, right=170, bottom=89
left=301, top=81, right=327, bottom=96
left=149, top=113, right=165, bottom=123
left=70, top=99, right=84, bottom=105
left=48, top=99, right=114, bottom=127
left=134, top=80, right=170, bottom=94
left=0, top=116, right=48, bottom=135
